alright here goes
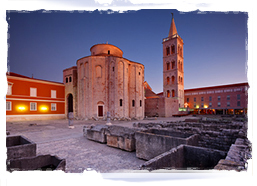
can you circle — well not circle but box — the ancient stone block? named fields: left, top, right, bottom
left=7, top=154, right=66, bottom=172
left=86, top=125, right=108, bottom=143
left=6, top=135, right=36, bottom=160
left=105, top=125, right=140, bottom=151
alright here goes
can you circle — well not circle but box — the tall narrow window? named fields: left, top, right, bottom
left=172, top=76, right=175, bottom=84
left=69, top=76, right=72, bottom=82
left=172, top=90, right=175, bottom=97
left=227, top=95, right=230, bottom=100
left=171, top=45, right=175, bottom=54
left=30, top=102, right=37, bottom=111
left=66, top=77, right=68, bottom=83
left=209, top=102, right=212, bottom=107
left=51, top=103, right=57, bottom=111
left=209, top=96, right=212, bottom=101
left=237, top=101, right=241, bottom=106
left=227, top=102, right=230, bottom=107
left=171, top=61, right=175, bottom=69
left=167, top=90, right=170, bottom=98
left=120, top=99, right=123, bottom=107
left=166, top=47, right=170, bottom=56
left=201, top=97, right=204, bottom=101
left=167, top=77, right=170, bottom=85
left=140, top=100, right=142, bottom=107
left=218, top=96, right=221, bottom=101
left=6, top=101, right=11, bottom=111
left=237, top=94, right=241, bottom=100
left=167, top=62, right=170, bottom=70
left=51, top=90, right=56, bottom=98
left=7, top=84, right=12, bottom=95
left=30, top=88, right=37, bottom=97
left=108, top=50, right=110, bottom=55
left=132, top=100, right=135, bottom=107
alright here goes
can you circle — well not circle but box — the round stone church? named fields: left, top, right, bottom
left=63, top=43, right=145, bottom=120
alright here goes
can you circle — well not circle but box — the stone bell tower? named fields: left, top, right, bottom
left=162, top=13, right=184, bottom=108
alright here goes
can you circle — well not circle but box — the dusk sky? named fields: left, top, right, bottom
left=7, top=9, right=248, bottom=93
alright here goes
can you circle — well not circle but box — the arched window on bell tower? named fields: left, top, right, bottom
left=167, top=77, right=170, bottom=85
left=167, top=90, right=171, bottom=98
left=171, top=45, right=175, bottom=54
left=166, top=62, right=170, bottom=70
left=166, top=47, right=170, bottom=56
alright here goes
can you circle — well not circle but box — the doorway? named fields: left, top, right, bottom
left=67, top=94, right=73, bottom=113
left=98, top=105, right=103, bottom=117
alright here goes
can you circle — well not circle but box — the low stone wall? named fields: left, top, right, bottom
left=6, top=135, right=36, bottom=160
left=141, top=145, right=227, bottom=171
left=135, top=129, right=199, bottom=160
left=214, top=138, right=251, bottom=171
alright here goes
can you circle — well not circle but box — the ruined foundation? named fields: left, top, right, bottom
left=7, top=154, right=66, bottom=172
left=141, top=145, right=227, bottom=170
left=135, top=129, right=199, bottom=160
left=6, top=135, right=36, bottom=160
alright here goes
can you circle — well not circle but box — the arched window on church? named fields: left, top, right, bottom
left=178, top=45, right=180, bottom=56
left=167, top=62, right=170, bottom=70
left=172, top=76, right=175, bottom=84
left=180, top=47, right=183, bottom=57
left=172, top=90, right=175, bottom=97
left=166, top=47, right=170, bottom=56
left=171, top=45, right=175, bottom=54
left=167, top=90, right=170, bottom=98
left=171, top=61, right=175, bottom=69
left=181, top=77, right=183, bottom=85
left=179, top=76, right=181, bottom=84
left=167, top=77, right=170, bottom=85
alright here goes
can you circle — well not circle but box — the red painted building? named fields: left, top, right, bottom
left=6, top=72, right=65, bottom=121
left=184, top=82, right=248, bottom=115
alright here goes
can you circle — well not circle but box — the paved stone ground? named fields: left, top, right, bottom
left=6, top=116, right=195, bottom=173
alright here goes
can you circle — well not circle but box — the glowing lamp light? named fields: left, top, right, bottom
left=40, top=106, right=48, bottom=111
left=18, top=106, right=25, bottom=111
left=196, top=105, right=199, bottom=109
left=204, top=105, right=208, bottom=108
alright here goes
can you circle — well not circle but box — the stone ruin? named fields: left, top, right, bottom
left=6, top=135, right=66, bottom=172
left=85, top=116, right=251, bottom=171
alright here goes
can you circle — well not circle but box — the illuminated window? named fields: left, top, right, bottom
left=30, top=88, right=37, bottom=97
left=51, top=90, right=56, bottom=98
left=51, top=103, right=57, bottom=111
left=167, top=90, right=170, bottom=98
left=30, top=102, right=37, bottom=111
left=167, top=77, right=170, bottom=84
left=6, top=101, right=11, bottom=111
left=172, top=90, right=175, bottom=97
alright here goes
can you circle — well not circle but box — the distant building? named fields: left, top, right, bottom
left=184, top=82, right=248, bottom=115
left=63, top=43, right=145, bottom=120
left=6, top=72, right=65, bottom=121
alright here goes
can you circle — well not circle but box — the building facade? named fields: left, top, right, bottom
left=63, top=43, right=145, bottom=120
left=184, top=83, right=248, bottom=115
left=6, top=72, right=65, bottom=121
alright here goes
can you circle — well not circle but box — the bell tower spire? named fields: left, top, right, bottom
left=162, top=13, right=184, bottom=109
left=168, top=13, right=178, bottom=37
